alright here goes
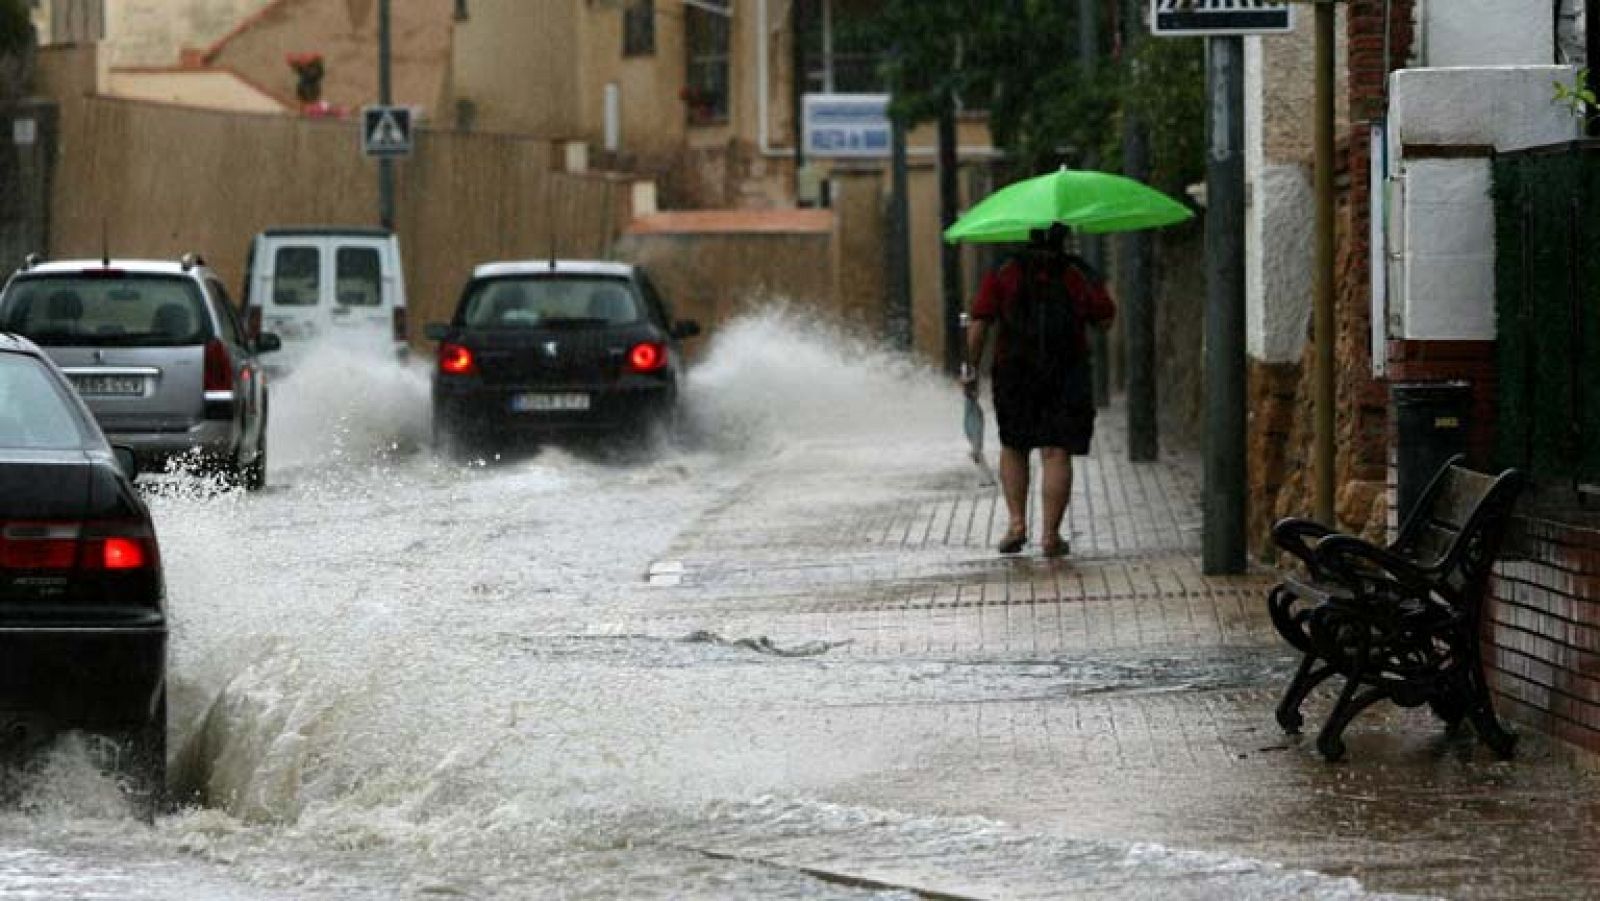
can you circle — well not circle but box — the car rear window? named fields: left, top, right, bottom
left=460, top=276, right=641, bottom=329
left=0, top=274, right=212, bottom=347
left=0, top=353, right=93, bottom=449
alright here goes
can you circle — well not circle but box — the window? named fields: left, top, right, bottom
left=0, top=275, right=211, bottom=347
left=207, top=278, right=247, bottom=345
left=684, top=4, right=729, bottom=125
left=461, top=277, right=641, bottom=328
left=0, top=355, right=91, bottom=450
left=273, top=246, right=320, bottom=307
left=336, top=247, right=383, bottom=307
left=623, top=0, right=654, bottom=57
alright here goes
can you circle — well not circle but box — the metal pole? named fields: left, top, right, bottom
left=1080, top=0, right=1110, bottom=407
left=1587, top=0, right=1600, bottom=136
left=1314, top=0, right=1336, bottom=525
left=1203, top=35, right=1247, bottom=575
left=939, top=101, right=962, bottom=374
left=378, top=0, right=395, bottom=231
left=792, top=0, right=806, bottom=172
left=1122, top=0, right=1156, bottom=462
left=888, top=112, right=912, bottom=351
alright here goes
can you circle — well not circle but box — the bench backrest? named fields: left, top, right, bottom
left=1393, top=457, right=1525, bottom=605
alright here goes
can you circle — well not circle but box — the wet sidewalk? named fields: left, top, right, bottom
left=634, top=399, right=1600, bottom=900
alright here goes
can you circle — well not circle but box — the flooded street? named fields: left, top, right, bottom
left=2, top=314, right=1598, bottom=899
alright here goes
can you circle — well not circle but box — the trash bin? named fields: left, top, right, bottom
left=1392, top=381, right=1471, bottom=526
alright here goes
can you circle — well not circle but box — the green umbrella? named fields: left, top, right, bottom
left=943, top=167, right=1193, bottom=244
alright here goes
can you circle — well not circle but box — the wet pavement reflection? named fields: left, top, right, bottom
left=1, top=318, right=1598, bottom=898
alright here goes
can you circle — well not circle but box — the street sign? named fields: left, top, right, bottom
left=361, top=105, right=413, bottom=158
left=1152, top=0, right=1293, bottom=37
left=802, top=94, right=891, bottom=159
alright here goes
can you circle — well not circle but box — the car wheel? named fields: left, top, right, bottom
left=433, top=410, right=474, bottom=462
left=242, top=410, right=268, bottom=492
left=118, top=693, right=166, bottom=822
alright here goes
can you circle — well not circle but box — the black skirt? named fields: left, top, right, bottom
left=991, top=360, right=1096, bottom=454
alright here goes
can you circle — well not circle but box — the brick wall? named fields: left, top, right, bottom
left=1487, top=516, right=1600, bottom=754
left=1386, top=340, right=1498, bottom=465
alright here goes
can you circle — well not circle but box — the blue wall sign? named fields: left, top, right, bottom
left=802, top=94, right=892, bottom=159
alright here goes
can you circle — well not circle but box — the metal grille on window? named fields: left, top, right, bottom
left=684, top=3, right=729, bottom=125
left=623, top=0, right=654, bottom=57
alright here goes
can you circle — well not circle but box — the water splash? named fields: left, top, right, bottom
left=265, top=336, right=432, bottom=472
left=682, top=306, right=959, bottom=452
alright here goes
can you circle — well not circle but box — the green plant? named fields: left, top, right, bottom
left=1553, top=68, right=1596, bottom=120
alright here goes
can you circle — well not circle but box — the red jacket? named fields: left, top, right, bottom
left=971, top=254, right=1116, bottom=361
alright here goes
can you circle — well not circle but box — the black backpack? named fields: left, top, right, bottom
left=999, top=252, right=1091, bottom=381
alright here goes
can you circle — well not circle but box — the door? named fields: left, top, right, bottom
left=260, top=240, right=325, bottom=357
left=327, top=238, right=393, bottom=349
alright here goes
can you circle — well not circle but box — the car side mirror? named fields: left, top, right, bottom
left=112, top=445, right=138, bottom=479
left=672, top=320, right=702, bottom=340
left=256, top=332, right=283, bottom=354
left=424, top=323, right=450, bottom=341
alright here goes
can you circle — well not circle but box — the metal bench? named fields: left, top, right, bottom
left=1266, top=457, right=1526, bottom=761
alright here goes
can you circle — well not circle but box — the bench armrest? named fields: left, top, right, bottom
left=1313, top=533, right=1436, bottom=600
left=1272, top=517, right=1338, bottom=578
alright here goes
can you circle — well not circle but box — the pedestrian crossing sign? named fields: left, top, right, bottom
left=1152, top=0, right=1293, bottom=36
left=361, top=105, right=413, bottom=158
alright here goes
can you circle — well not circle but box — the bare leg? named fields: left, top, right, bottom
left=998, top=445, right=1030, bottom=551
left=1040, top=447, right=1073, bottom=555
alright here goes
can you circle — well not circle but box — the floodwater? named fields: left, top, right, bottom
left=0, top=311, right=1417, bottom=899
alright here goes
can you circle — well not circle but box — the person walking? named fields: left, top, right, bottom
left=959, top=223, right=1117, bottom=557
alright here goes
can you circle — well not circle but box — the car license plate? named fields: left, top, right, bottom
left=72, top=375, right=145, bottom=397
left=512, top=392, right=590, bottom=412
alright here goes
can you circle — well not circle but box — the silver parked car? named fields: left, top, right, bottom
left=0, top=255, right=280, bottom=489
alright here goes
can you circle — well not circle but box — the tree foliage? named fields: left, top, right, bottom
left=863, top=0, right=1204, bottom=192
left=0, top=0, right=30, bottom=59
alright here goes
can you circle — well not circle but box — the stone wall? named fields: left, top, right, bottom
left=1251, top=0, right=1415, bottom=557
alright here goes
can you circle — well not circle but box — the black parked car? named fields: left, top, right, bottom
left=0, top=333, right=166, bottom=814
left=426, top=261, right=700, bottom=454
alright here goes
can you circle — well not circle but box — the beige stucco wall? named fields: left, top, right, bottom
left=449, top=0, right=583, bottom=135
left=210, top=0, right=453, bottom=115
left=831, top=168, right=885, bottom=330
left=574, top=0, right=686, bottom=161
left=104, top=0, right=272, bottom=67
left=614, top=230, right=836, bottom=346
left=106, top=69, right=286, bottom=112
left=1253, top=8, right=1349, bottom=167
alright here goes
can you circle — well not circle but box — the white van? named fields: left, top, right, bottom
left=243, top=227, right=408, bottom=372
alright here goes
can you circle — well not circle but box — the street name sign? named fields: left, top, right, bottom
left=361, top=105, right=413, bottom=158
left=1152, top=0, right=1293, bottom=37
left=802, top=94, right=891, bottom=159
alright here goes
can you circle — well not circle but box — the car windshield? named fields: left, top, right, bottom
left=460, top=276, right=641, bottom=329
left=0, top=353, right=93, bottom=450
left=0, top=274, right=212, bottom=347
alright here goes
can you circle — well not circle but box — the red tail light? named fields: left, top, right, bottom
left=628, top=341, right=667, bottom=373
left=393, top=306, right=409, bottom=343
left=438, top=342, right=477, bottom=375
left=0, top=523, right=78, bottom=570
left=0, top=522, right=157, bottom=573
left=100, top=537, right=148, bottom=570
left=204, top=338, right=234, bottom=391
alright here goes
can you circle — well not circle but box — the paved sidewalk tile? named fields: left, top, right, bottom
left=623, top=400, right=1600, bottom=900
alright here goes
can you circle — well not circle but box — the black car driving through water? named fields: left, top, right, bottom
left=427, top=261, right=700, bottom=454
left=0, top=334, right=166, bottom=814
